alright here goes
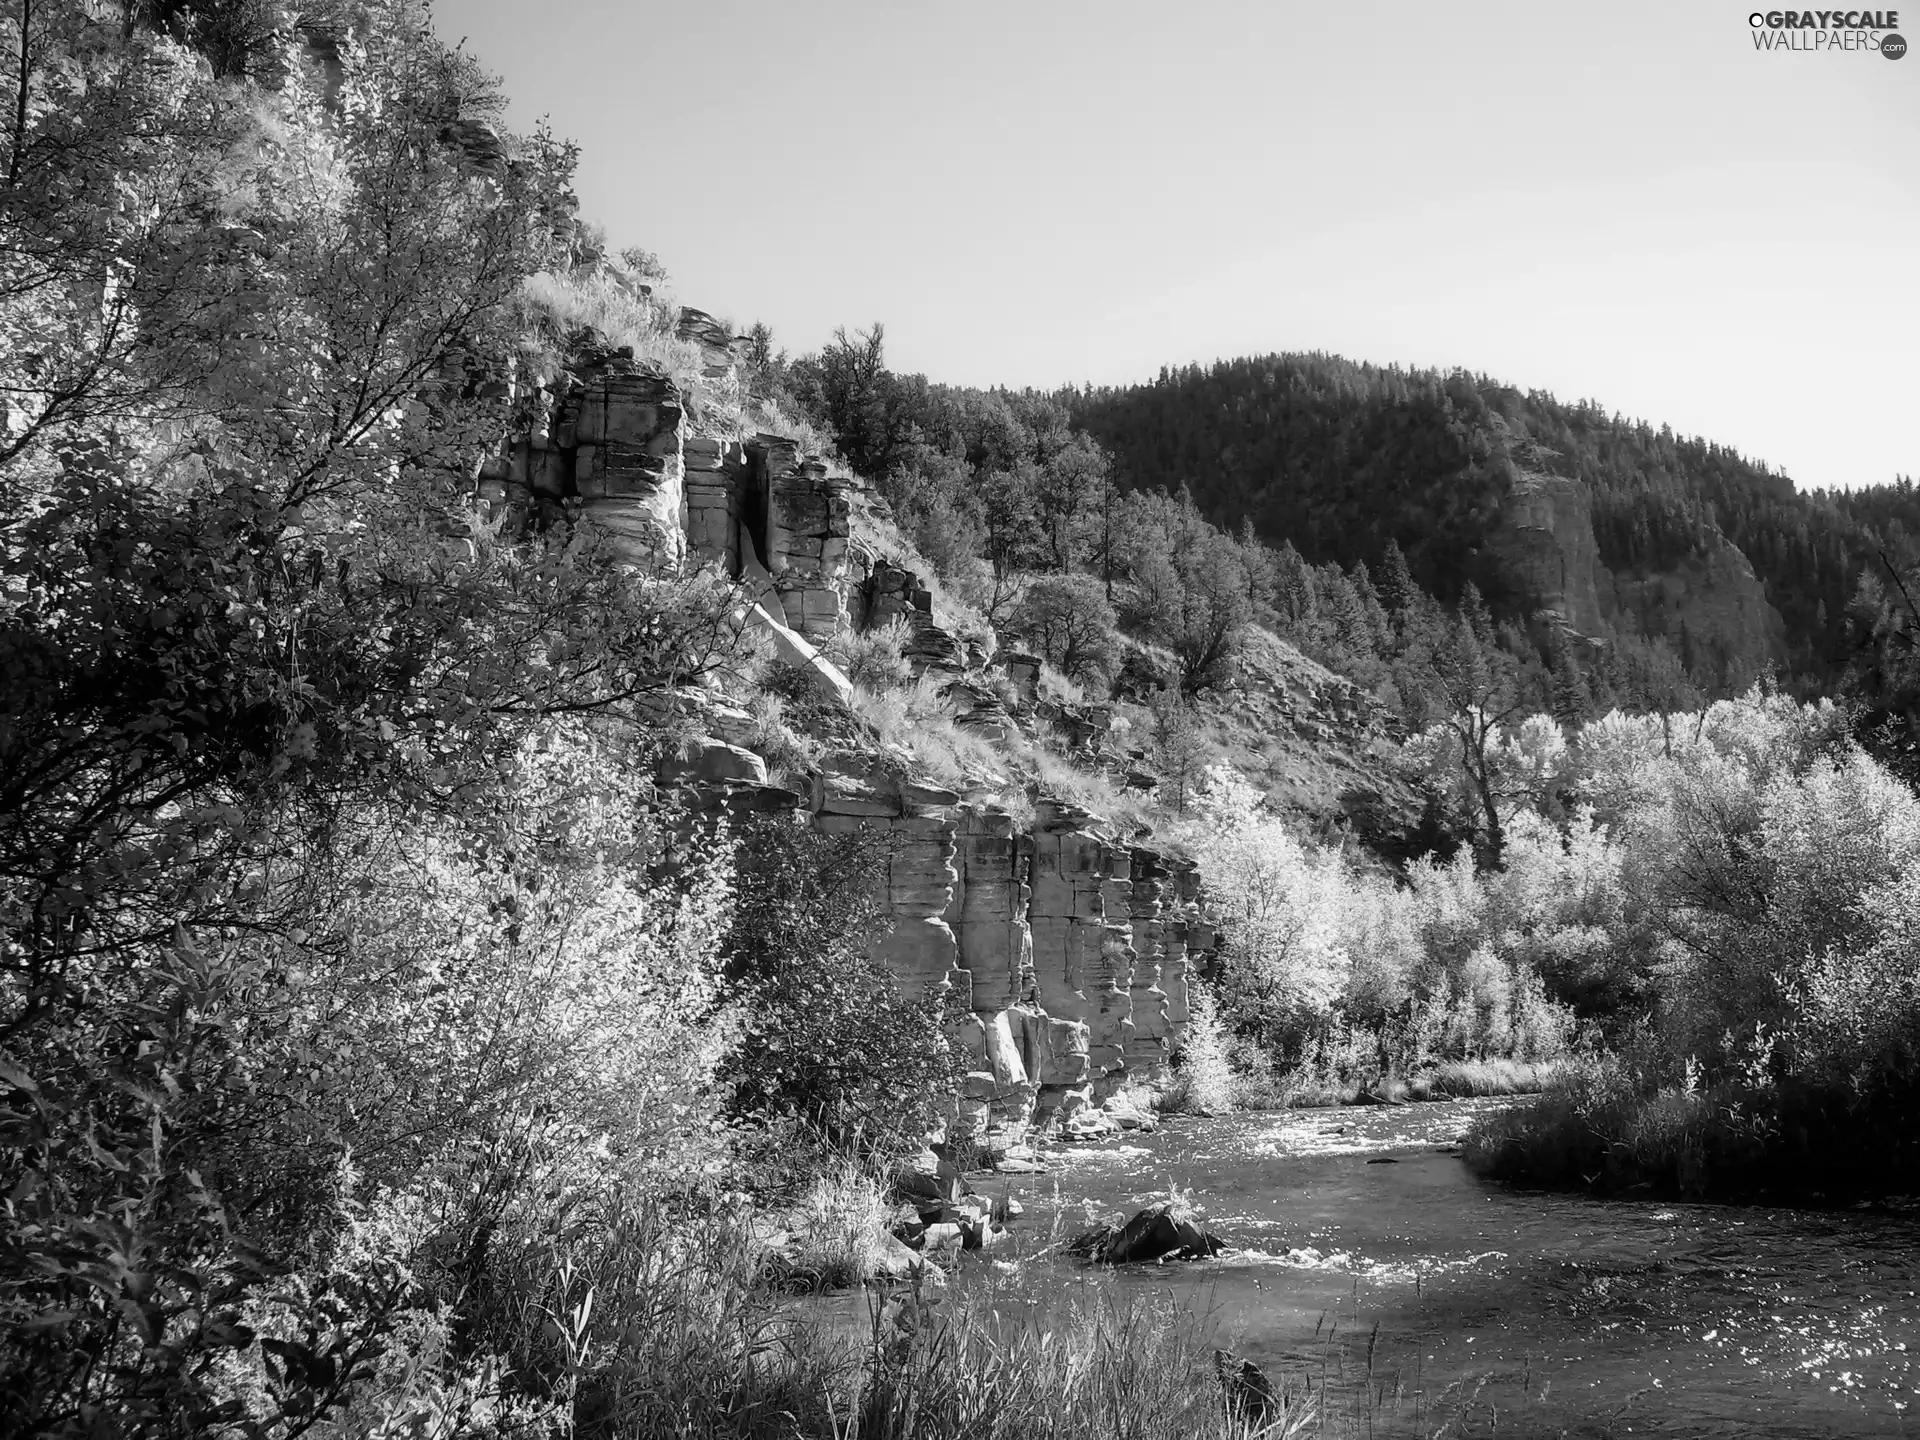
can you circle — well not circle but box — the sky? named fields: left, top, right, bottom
left=436, top=0, right=1918, bottom=491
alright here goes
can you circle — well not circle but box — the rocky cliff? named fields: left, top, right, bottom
left=1485, top=432, right=1787, bottom=683
left=481, top=324, right=1216, bottom=1148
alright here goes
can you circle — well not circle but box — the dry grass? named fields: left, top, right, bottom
left=1029, top=747, right=1155, bottom=831
left=514, top=266, right=838, bottom=453
left=1406, top=1057, right=1561, bottom=1100
left=785, top=1160, right=893, bottom=1288
left=850, top=677, right=1007, bottom=792
left=516, top=266, right=704, bottom=384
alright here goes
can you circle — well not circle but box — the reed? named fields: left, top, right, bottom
left=465, top=1197, right=1325, bottom=1438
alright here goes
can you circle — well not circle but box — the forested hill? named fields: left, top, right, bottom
left=1064, top=354, right=1920, bottom=688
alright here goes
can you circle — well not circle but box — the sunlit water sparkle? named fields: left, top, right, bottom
left=962, top=1098, right=1920, bottom=1437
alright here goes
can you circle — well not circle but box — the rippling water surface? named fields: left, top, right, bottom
left=973, top=1099, right=1920, bottom=1437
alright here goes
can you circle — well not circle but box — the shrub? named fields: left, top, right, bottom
left=1171, top=984, right=1237, bottom=1115
left=1004, top=574, right=1120, bottom=689
left=746, top=691, right=824, bottom=780
left=827, top=617, right=915, bottom=692
left=720, top=815, right=966, bottom=1164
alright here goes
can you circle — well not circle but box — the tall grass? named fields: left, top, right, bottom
left=849, top=676, right=1007, bottom=791
left=453, top=1197, right=1319, bottom=1439
left=1405, top=1057, right=1560, bottom=1100
left=516, top=267, right=704, bottom=384
left=837, top=1282, right=1318, bottom=1440
left=786, top=1160, right=893, bottom=1288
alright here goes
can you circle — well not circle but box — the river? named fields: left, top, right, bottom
left=965, top=1098, right=1920, bottom=1437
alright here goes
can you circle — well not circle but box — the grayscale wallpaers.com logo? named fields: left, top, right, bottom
left=1747, top=9, right=1907, bottom=54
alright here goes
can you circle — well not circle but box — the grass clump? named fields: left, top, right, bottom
left=1406, top=1057, right=1561, bottom=1100
left=784, top=1159, right=893, bottom=1288
left=850, top=675, right=1007, bottom=790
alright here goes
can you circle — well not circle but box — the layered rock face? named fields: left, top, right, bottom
left=1486, top=471, right=1607, bottom=636
left=480, top=348, right=689, bottom=565
left=1487, top=460, right=1787, bottom=683
left=808, top=761, right=1205, bottom=1147
left=1603, top=538, right=1788, bottom=689
left=495, top=336, right=1213, bottom=1145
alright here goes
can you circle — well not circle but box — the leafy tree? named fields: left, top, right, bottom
left=786, top=323, right=917, bottom=482
left=1415, top=614, right=1525, bottom=866
left=973, top=462, right=1045, bottom=619
left=1158, top=533, right=1252, bottom=694
left=1004, top=573, right=1119, bottom=688
left=1033, top=431, right=1109, bottom=572
left=720, top=816, right=963, bottom=1160
left=1151, top=691, right=1208, bottom=815
left=0, top=10, right=762, bottom=1430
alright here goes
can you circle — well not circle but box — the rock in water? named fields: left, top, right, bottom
left=1067, top=1199, right=1222, bottom=1264
left=1215, top=1348, right=1280, bottom=1430
left=873, top=1232, right=947, bottom=1289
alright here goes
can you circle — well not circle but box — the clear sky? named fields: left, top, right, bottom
left=436, top=0, right=1917, bottom=491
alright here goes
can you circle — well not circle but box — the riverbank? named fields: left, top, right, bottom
left=996, top=1098, right=1920, bottom=1435
left=716, top=1093, right=1920, bottom=1436
left=1160, top=1056, right=1562, bottom=1114
left=1461, top=1055, right=1920, bottom=1204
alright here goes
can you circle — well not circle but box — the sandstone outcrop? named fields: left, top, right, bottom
left=1484, top=449, right=1787, bottom=685
left=489, top=323, right=1220, bottom=1145
left=1486, top=470, right=1607, bottom=636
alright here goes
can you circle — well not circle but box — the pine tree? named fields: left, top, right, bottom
left=1377, top=538, right=1418, bottom=616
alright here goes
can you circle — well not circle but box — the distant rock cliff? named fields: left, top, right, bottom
left=1484, top=438, right=1787, bottom=684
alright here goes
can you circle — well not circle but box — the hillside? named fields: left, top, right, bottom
left=1065, top=356, right=1920, bottom=693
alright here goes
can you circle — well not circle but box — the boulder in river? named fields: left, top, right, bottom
left=1067, top=1198, right=1222, bottom=1264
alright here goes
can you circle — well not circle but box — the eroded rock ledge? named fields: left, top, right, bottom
left=483, top=334, right=1218, bottom=1146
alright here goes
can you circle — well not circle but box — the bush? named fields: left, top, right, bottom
left=720, top=815, right=965, bottom=1165
left=1169, top=984, right=1236, bottom=1115
left=0, top=727, right=743, bottom=1435
left=827, top=617, right=915, bottom=692
left=1004, top=574, right=1120, bottom=689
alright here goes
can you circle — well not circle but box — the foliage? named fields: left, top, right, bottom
left=1003, top=573, right=1118, bottom=688
left=0, top=722, right=745, bottom=1436
left=827, top=615, right=914, bottom=693
left=0, top=8, right=794, bottom=1431
left=720, top=815, right=963, bottom=1163
left=1462, top=691, right=1920, bottom=1199
left=1169, top=983, right=1236, bottom=1116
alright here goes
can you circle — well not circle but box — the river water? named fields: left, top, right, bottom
left=972, top=1098, right=1920, bottom=1437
